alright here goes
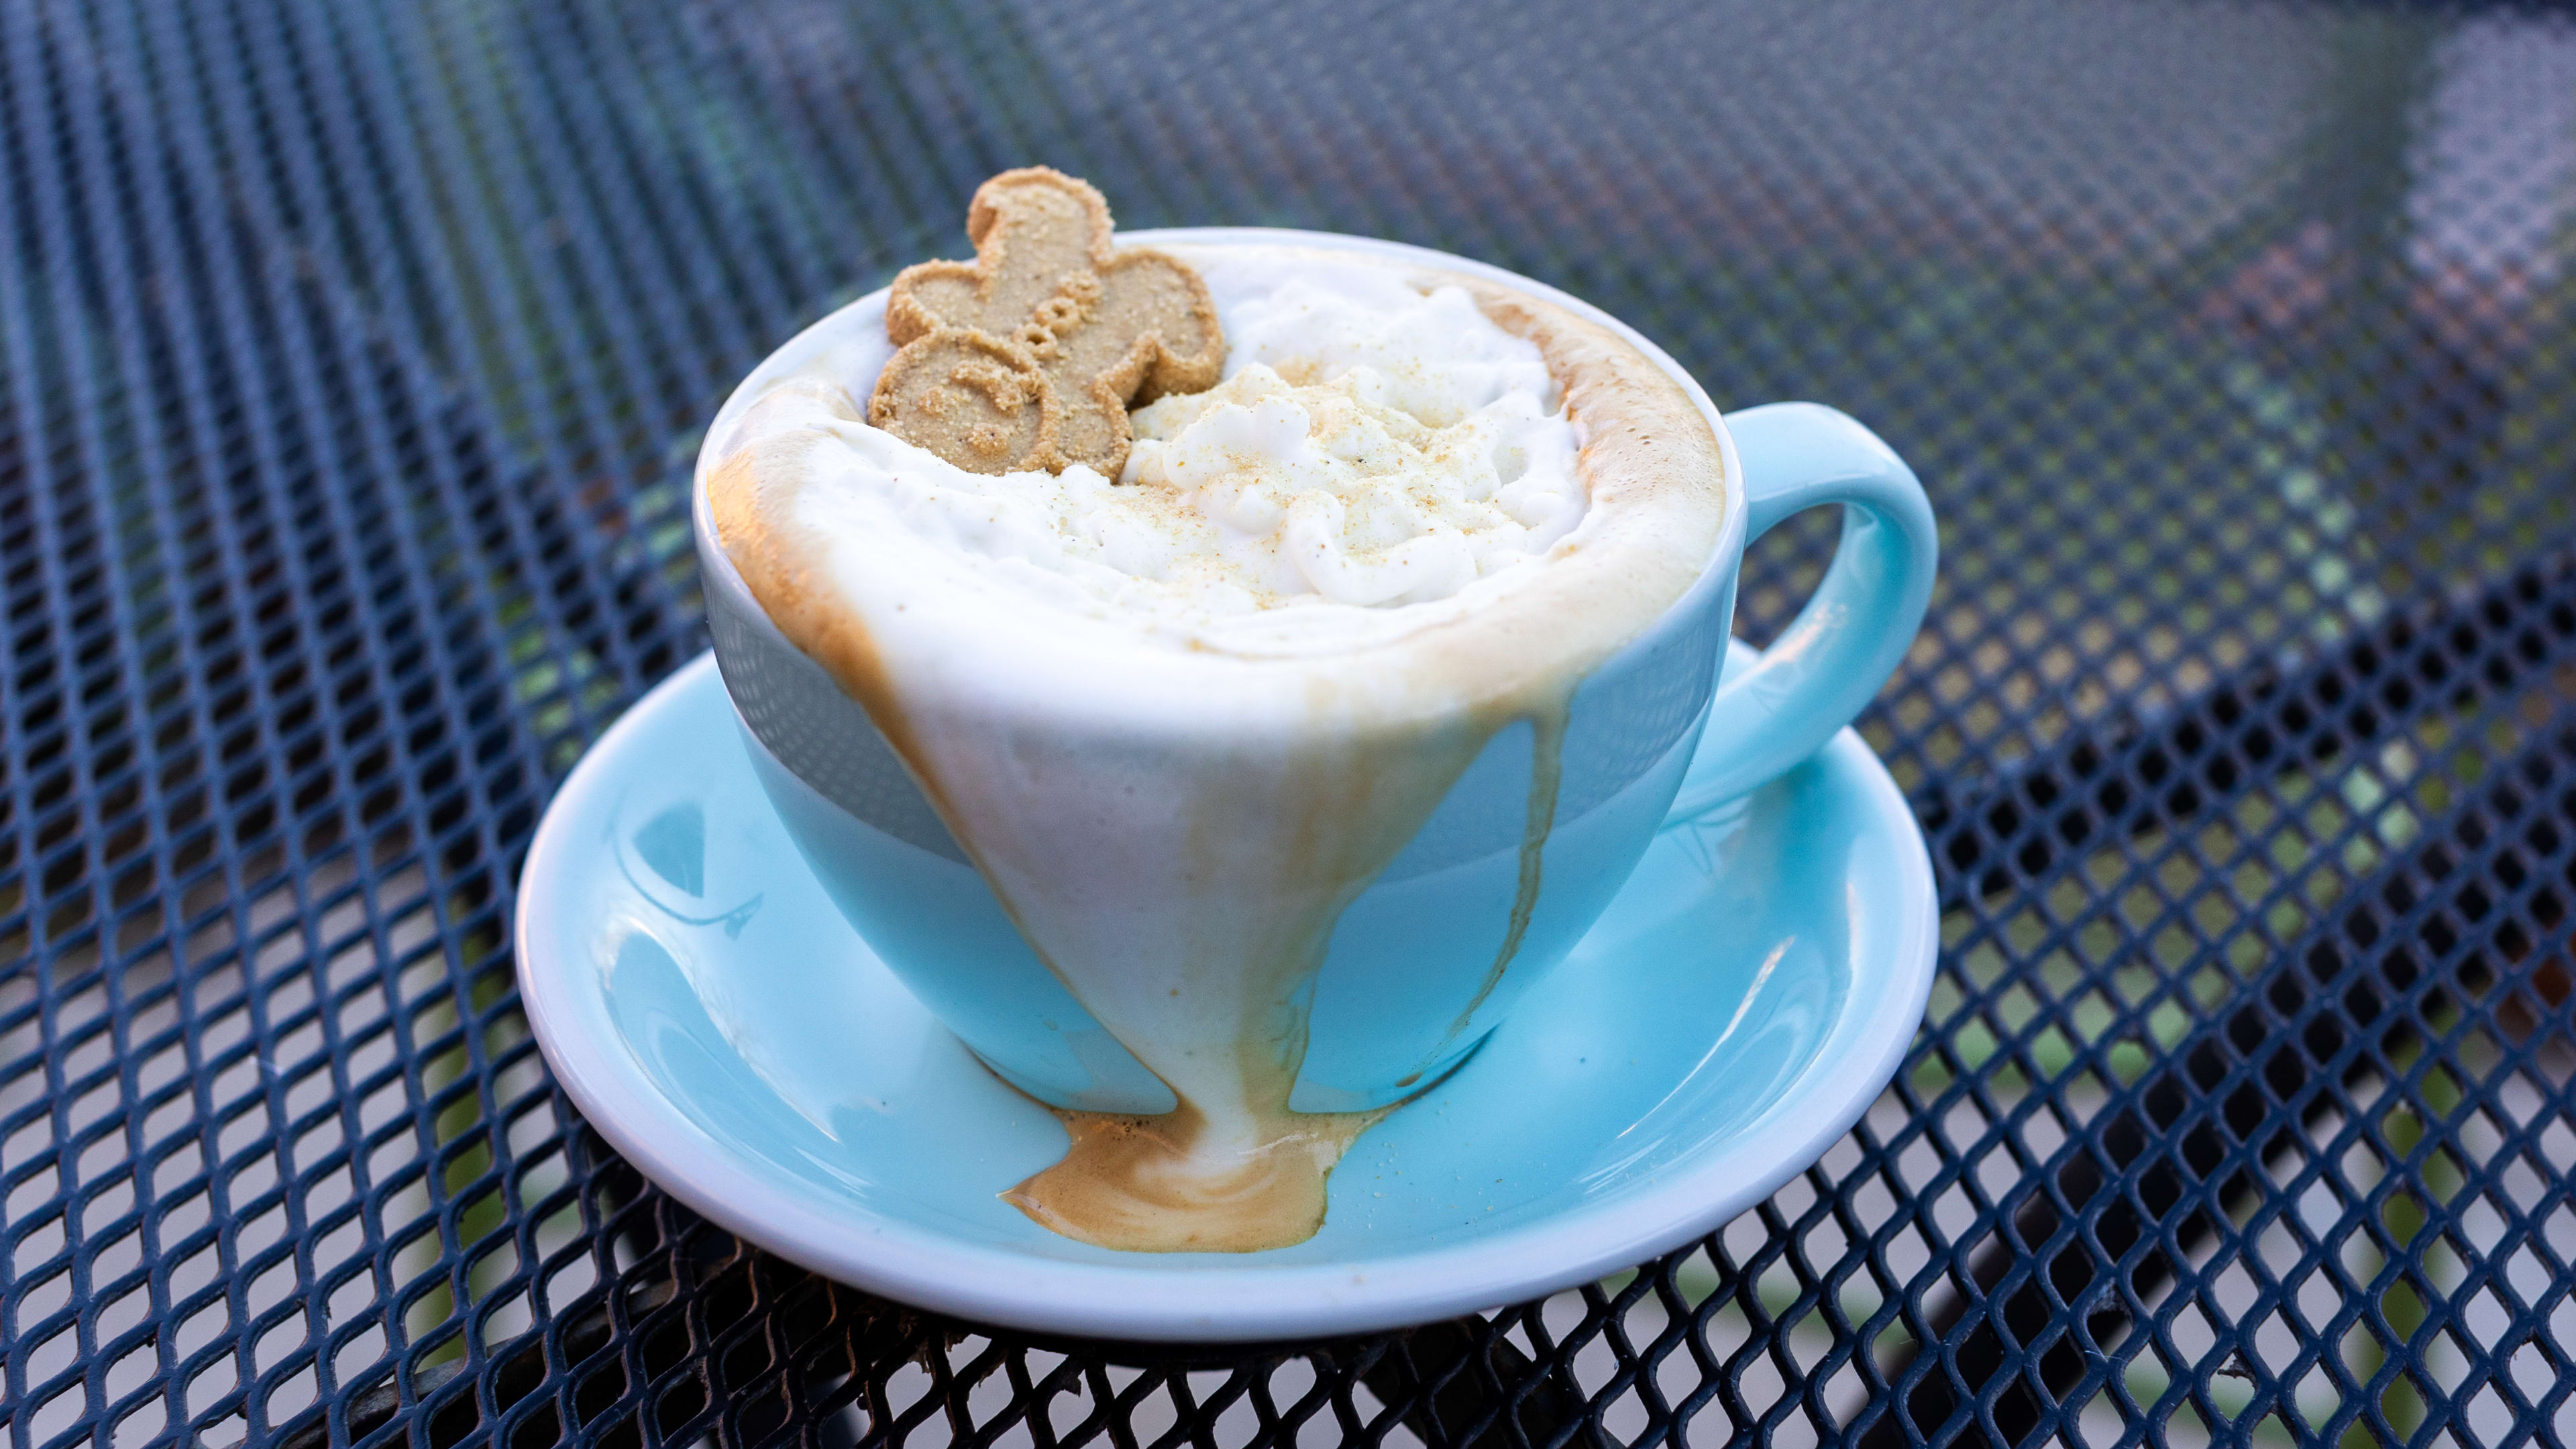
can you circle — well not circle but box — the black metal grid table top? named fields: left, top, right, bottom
left=5, top=1, right=2575, bottom=1445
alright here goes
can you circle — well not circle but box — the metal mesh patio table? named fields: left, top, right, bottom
left=5, top=1, right=2575, bottom=1444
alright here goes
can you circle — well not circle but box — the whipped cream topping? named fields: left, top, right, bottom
left=736, top=249, right=1587, bottom=657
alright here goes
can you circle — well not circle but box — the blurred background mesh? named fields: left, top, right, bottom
left=3, top=1, right=2575, bottom=1446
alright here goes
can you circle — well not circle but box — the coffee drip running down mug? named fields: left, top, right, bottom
left=694, top=228, right=1937, bottom=1127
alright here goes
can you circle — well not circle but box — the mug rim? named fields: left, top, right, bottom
left=689, top=225, right=1749, bottom=719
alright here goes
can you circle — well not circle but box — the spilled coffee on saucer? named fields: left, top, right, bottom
left=705, top=168, right=1727, bottom=1252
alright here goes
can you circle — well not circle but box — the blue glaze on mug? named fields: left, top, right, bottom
left=692, top=228, right=1936, bottom=1118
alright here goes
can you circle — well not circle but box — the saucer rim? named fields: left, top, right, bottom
left=517, top=651, right=1937, bottom=1342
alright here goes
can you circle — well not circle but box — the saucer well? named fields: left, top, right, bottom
left=515, top=645, right=1937, bottom=1342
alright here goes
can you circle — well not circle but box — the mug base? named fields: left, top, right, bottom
left=965, top=1026, right=1498, bottom=1121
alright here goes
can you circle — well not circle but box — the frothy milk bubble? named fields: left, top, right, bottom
left=705, top=244, right=1728, bottom=1252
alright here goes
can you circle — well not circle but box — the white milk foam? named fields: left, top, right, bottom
left=737, top=250, right=1589, bottom=659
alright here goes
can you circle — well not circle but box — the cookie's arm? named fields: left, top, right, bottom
left=887, top=260, right=985, bottom=345
left=1097, top=251, right=1224, bottom=404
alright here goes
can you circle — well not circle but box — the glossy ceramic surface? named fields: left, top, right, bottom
left=692, top=228, right=1936, bottom=1114
left=517, top=645, right=1937, bottom=1341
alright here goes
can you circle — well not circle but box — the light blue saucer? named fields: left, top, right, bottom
left=516, top=644, right=1937, bottom=1342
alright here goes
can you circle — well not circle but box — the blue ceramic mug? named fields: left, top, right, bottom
left=692, top=229, right=1936, bottom=1116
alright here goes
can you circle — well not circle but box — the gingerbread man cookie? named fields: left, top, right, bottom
left=870, top=168, right=1224, bottom=478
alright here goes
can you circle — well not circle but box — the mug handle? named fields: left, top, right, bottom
left=1665, top=401, right=1939, bottom=819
